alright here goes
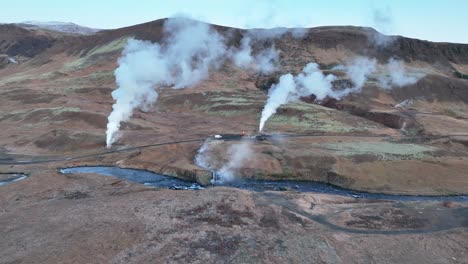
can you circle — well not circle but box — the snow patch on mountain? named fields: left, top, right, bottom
left=17, top=21, right=101, bottom=35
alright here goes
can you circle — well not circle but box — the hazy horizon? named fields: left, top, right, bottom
left=2, top=0, right=468, bottom=44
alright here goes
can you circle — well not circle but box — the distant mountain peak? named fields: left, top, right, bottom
left=16, top=21, right=101, bottom=35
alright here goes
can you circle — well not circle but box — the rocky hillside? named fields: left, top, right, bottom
left=0, top=18, right=467, bottom=195
left=1, top=18, right=468, bottom=264
left=0, top=24, right=55, bottom=57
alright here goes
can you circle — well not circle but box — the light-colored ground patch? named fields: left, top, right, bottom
left=266, top=102, right=381, bottom=133
left=64, top=37, right=129, bottom=70
left=322, top=141, right=438, bottom=160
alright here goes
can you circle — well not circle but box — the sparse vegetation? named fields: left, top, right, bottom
left=442, top=108, right=462, bottom=119
left=64, top=37, right=130, bottom=70
left=321, top=141, right=437, bottom=160
left=2, top=12, right=468, bottom=264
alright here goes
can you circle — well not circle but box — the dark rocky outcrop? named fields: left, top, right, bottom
left=0, top=24, right=55, bottom=57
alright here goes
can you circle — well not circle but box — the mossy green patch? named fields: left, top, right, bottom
left=2, top=107, right=82, bottom=126
left=190, top=91, right=263, bottom=116
left=263, top=101, right=382, bottom=133
left=0, top=74, right=34, bottom=85
left=7, top=107, right=80, bottom=116
left=193, top=105, right=258, bottom=117
left=50, top=107, right=82, bottom=115
left=268, top=112, right=355, bottom=133
left=321, top=141, right=438, bottom=160
left=86, top=37, right=129, bottom=56
left=64, top=37, right=129, bottom=70
left=86, top=71, right=115, bottom=82
left=39, top=71, right=68, bottom=80
left=442, top=108, right=463, bottom=119
left=286, top=101, right=329, bottom=112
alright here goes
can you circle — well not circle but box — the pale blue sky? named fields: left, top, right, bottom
left=2, top=0, right=467, bottom=43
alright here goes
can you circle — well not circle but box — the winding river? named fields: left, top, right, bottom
left=59, top=166, right=468, bottom=202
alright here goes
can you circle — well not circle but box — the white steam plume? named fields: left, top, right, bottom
left=377, top=58, right=424, bottom=88
left=230, top=36, right=279, bottom=74
left=259, top=63, right=340, bottom=131
left=258, top=56, right=424, bottom=131
left=194, top=139, right=218, bottom=172
left=339, top=57, right=422, bottom=90
left=231, top=36, right=253, bottom=68
left=370, top=6, right=395, bottom=47
left=216, top=140, right=253, bottom=183
left=259, top=73, right=296, bottom=132
left=258, top=59, right=376, bottom=132
left=106, top=18, right=226, bottom=147
left=107, top=18, right=293, bottom=147
left=255, top=46, right=280, bottom=74
left=338, top=57, right=377, bottom=96
left=194, top=139, right=253, bottom=183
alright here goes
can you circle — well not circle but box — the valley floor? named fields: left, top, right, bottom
left=1, top=169, right=467, bottom=263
